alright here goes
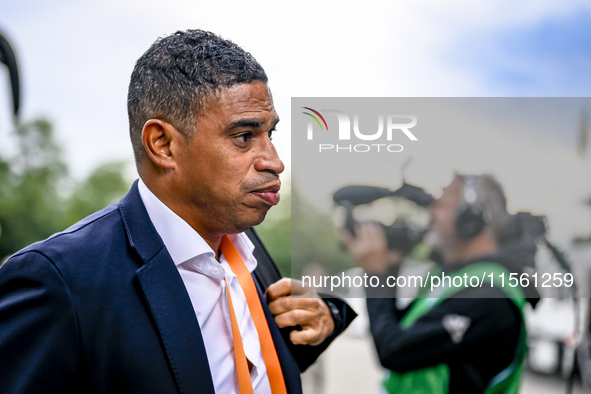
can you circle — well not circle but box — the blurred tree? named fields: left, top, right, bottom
left=255, top=185, right=292, bottom=276
left=64, top=161, right=129, bottom=225
left=0, top=118, right=130, bottom=262
left=0, top=118, right=68, bottom=260
left=292, top=182, right=355, bottom=278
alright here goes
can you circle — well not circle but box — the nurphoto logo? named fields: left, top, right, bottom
left=301, top=107, right=418, bottom=153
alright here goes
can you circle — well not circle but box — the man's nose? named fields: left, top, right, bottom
left=254, top=138, right=284, bottom=175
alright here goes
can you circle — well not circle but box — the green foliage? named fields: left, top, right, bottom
left=0, top=118, right=130, bottom=261
left=290, top=182, right=354, bottom=278
left=0, top=119, right=68, bottom=259
left=65, top=161, right=130, bottom=225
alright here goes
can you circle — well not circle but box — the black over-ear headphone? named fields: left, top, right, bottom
left=455, top=175, right=489, bottom=239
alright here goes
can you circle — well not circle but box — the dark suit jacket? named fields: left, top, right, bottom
left=0, top=181, right=355, bottom=393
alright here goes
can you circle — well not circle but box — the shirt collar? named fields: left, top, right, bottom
left=137, top=179, right=257, bottom=273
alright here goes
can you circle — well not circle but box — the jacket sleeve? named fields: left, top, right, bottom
left=0, top=251, right=80, bottom=393
left=366, top=287, right=521, bottom=373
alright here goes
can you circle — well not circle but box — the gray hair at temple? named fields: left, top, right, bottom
left=127, top=29, right=268, bottom=164
left=459, top=173, right=511, bottom=240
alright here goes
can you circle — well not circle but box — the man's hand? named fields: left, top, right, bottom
left=341, top=222, right=391, bottom=273
left=265, top=278, right=335, bottom=346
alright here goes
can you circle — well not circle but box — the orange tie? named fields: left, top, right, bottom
left=225, top=279, right=254, bottom=394
left=221, top=235, right=288, bottom=394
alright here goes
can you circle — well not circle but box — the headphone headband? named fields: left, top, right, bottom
left=455, top=175, right=487, bottom=239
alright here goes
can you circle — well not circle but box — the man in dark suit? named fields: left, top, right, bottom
left=0, top=29, right=355, bottom=393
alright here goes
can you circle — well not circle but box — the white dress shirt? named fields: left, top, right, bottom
left=138, top=180, right=272, bottom=394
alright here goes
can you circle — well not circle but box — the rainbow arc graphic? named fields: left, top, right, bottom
left=302, top=107, right=329, bottom=131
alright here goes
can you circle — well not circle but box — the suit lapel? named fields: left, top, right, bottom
left=119, top=181, right=215, bottom=394
left=254, top=277, right=302, bottom=394
left=249, top=228, right=302, bottom=394
left=248, top=228, right=282, bottom=293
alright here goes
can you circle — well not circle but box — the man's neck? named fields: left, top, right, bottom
left=202, top=235, right=222, bottom=261
left=140, top=175, right=225, bottom=259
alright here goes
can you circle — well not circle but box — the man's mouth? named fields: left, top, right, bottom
left=251, top=184, right=281, bottom=206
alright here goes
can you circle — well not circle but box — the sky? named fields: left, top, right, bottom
left=1, top=0, right=591, bottom=244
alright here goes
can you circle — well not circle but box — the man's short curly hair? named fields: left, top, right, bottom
left=127, top=29, right=268, bottom=164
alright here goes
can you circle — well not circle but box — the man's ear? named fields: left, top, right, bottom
left=141, top=119, right=183, bottom=169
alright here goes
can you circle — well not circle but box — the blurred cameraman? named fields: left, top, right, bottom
left=342, top=174, right=532, bottom=394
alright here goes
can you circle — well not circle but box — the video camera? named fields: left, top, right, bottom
left=333, top=183, right=432, bottom=254
left=333, top=182, right=547, bottom=268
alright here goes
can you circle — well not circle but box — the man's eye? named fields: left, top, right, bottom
left=237, top=133, right=251, bottom=143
